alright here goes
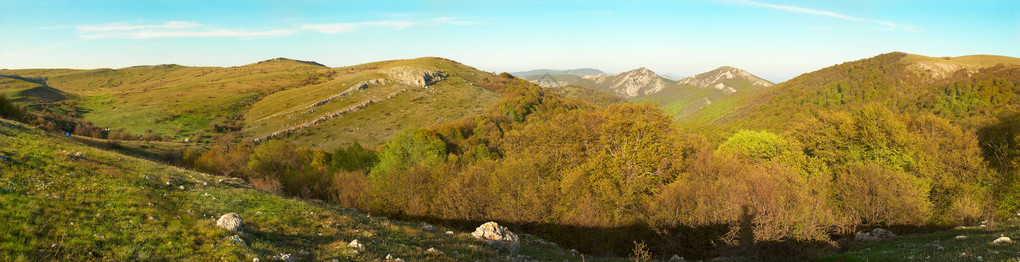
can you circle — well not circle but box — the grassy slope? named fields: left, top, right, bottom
left=821, top=218, right=1020, bottom=261
left=0, top=77, right=67, bottom=103
left=901, top=54, right=1020, bottom=68
left=0, top=60, right=326, bottom=137
left=244, top=57, right=501, bottom=150
left=544, top=85, right=627, bottom=108
left=0, top=118, right=585, bottom=261
left=687, top=52, right=1020, bottom=136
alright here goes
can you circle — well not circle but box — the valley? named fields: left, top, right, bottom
left=2, top=52, right=1020, bottom=261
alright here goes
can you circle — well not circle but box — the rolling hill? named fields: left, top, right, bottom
left=691, top=52, right=1020, bottom=133
left=0, top=57, right=560, bottom=151
left=0, top=59, right=328, bottom=138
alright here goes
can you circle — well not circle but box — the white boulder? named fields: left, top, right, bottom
left=216, top=213, right=243, bottom=232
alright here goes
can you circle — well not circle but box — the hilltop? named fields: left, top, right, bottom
left=691, top=52, right=1020, bottom=133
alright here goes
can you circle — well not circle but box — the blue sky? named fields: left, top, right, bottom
left=0, top=0, right=1016, bottom=82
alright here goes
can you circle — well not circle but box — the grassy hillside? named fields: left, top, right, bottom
left=243, top=57, right=502, bottom=150
left=697, top=52, right=1020, bottom=134
left=544, top=84, right=627, bottom=107
left=0, top=59, right=328, bottom=138
left=0, top=118, right=583, bottom=261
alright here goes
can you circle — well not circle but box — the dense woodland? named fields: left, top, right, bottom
left=172, top=70, right=1020, bottom=258
left=2, top=54, right=1019, bottom=259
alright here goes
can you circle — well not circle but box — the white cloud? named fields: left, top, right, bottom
left=78, top=21, right=203, bottom=32
left=76, top=17, right=477, bottom=39
left=727, top=0, right=908, bottom=31
left=82, top=29, right=295, bottom=39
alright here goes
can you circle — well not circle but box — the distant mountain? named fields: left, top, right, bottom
left=640, top=66, right=774, bottom=118
left=576, top=67, right=674, bottom=98
left=563, top=66, right=774, bottom=119
left=511, top=68, right=604, bottom=78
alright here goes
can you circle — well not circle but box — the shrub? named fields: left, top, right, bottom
left=0, top=95, right=24, bottom=121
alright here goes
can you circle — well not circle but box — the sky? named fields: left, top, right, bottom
left=0, top=0, right=1017, bottom=82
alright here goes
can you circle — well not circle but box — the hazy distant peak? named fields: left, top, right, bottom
left=251, top=57, right=327, bottom=67
left=678, top=66, right=774, bottom=92
left=512, top=68, right=604, bottom=77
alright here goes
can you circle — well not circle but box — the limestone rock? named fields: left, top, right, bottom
left=471, top=221, right=520, bottom=253
left=223, top=235, right=246, bottom=246
left=421, top=222, right=434, bottom=231
left=216, top=213, right=243, bottom=232
left=426, top=247, right=443, bottom=255
left=348, top=239, right=364, bottom=249
left=379, top=66, right=447, bottom=87
left=855, top=228, right=896, bottom=242
left=669, top=254, right=686, bottom=262
left=993, top=235, right=1011, bottom=244
left=271, top=253, right=293, bottom=262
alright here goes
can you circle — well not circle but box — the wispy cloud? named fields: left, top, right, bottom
left=301, top=18, right=475, bottom=34
left=726, top=0, right=909, bottom=31
left=75, top=18, right=477, bottom=39
left=78, top=21, right=203, bottom=32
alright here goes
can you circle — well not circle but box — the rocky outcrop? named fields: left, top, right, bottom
left=216, top=213, right=243, bottom=232
left=379, top=67, right=447, bottom=87
left=302, top=79, right=386, bottom=112
left=471, top=222, right=519, bottom=253
left=855, top=228, right=895, bottom=242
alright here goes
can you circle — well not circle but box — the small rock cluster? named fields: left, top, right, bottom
left=855, top=228, right=896, bottom=242
left=471, top=221, right=520, bottom=253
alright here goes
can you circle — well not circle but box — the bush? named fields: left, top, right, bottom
left=0, top=95, right=25, bottom=121
left=331, top=142, right=378, bottom=172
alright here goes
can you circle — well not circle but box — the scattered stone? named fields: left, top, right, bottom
left=177, top=185, right=185, bottom=190
left=216, top=213, right=243, bottom=232
left=426, top=247, right=443, bottom=255
left=955, top=235, right=968, bottom=240
left=223, top=235, right=246, bottom=246
left=299, top=249, right=310, bottom=256
left=421, top=222, right=434, bottom=231
left=570, top=249, right=579, bottom=256
left=253, top=258, right=260, bottom=262
left=993, top=235, right=1012, bottom=244
left=271, top=253, right=293, bottom=262
left=446, top=231, right=454, bottom=235
left=669, top=254, right=686, bottom=262
left=855, top=228, right=896, bottom=242
left=471, top=221, right=520, bottom=253
left=977, top=256, right=983, bottom=262
left=347, top=239, right=364, bottom=249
